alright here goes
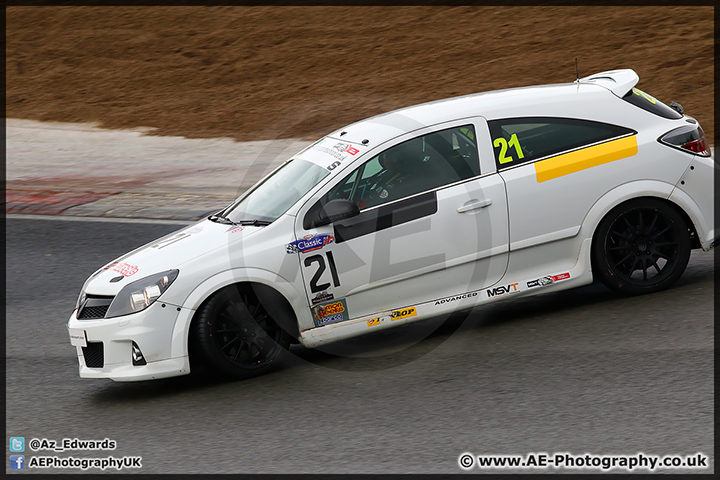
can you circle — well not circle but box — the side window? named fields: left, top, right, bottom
left=488, top=117, right=635, bottom=170
left=324, top=125, right=480, bottom=210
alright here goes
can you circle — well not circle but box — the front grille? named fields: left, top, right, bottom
left=78, top=305, right=109, bottom=319
left=77, top=295, right=114, bottom=319
left=82, top=342, right=104, bottom=368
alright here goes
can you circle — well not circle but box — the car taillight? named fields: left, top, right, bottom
left=659, top=125, right=712, bottom=157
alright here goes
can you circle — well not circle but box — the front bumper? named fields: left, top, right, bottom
left=67, top=301, right=190, bottom=381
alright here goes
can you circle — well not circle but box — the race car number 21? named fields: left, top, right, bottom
left=304, top=252, right=341, bottom=293
left=493, top=133, right=525, bottom=164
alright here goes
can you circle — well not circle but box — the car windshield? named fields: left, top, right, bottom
left=223, top=159, right=330, bottom=224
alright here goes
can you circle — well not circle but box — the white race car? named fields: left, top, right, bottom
left=68, top=69, right=716, bottom=381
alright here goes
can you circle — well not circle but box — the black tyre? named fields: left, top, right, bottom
left=592, top=199, right=691, bottom=295
left=193, top=285, right=291, bottom=379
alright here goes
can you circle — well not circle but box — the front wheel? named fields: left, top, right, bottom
left=193, top=285, right=291, bottom=379
left=592, top=199, right=691, bottom=295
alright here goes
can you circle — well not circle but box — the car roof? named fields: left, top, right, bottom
left=327, top=69, right=640, bottom=148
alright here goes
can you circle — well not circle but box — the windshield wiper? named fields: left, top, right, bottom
left=207, top=213, right=237, bottom=225
left=236, top=219, right=272, bottom=226
left=208, top=214, right=271, bottom=227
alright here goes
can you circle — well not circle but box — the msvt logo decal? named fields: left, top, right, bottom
left=286, top=234, right=335, bottom=254
left=486, top=283, right=519, bottom=298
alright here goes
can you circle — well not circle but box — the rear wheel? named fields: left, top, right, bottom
left=592, top=199, right=691, bottom=295
left=193, top=285, right=291, bottom=379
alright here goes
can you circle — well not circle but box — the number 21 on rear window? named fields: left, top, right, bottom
left=493, top=133, right=524, bottom=164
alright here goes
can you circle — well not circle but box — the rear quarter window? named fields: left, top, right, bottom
left=488, top=117, right=635, bottom=170
left=622, top=88, right=683, bottom=120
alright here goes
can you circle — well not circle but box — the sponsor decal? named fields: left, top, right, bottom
left=185, top=227, right=203, bottom=234
left=315, top=145, right=348, bottom=170
left=286, top=233, right=335, bottom=254
left=379, top=189, right=389, bottom=199
left=434, top=291, right=478, bottom=306
left=311, top=291, right=334, bottom=305
left=225, top=225, right=245, bottom=234
left=527, top=277, right=553, bottom=288
left=311, top=299, right=350, bottom=327
left=390, top=306, right=417, bottom=321
left=526, top=272, right=570, bottom=288
left=549, top=272, right=571, bottom=282
left=315, top=142, right=360, bottom=171
left=104, top=262, right=139, bottom=277
left=367, top=318, right=382, bottom=327
left=316, top=145, right=347, bottom=160
left=332, top=143, right=359, bottom=155
left=486, top=282, right=519, bottom=298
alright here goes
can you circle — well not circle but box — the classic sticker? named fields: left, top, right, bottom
left=367, top=318, right=382, bottom=327
left=287, top=234, right=335, bottom=254
left=311, top=299, right=350, bottom=327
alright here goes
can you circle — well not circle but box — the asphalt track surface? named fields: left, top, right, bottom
left=5, top=216, right=714, bottom=474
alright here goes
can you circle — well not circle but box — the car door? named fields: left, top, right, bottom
left=293, top=119, right=509, bottom=327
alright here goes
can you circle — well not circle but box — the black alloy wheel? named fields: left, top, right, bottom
left=193, top=285, right=291, bottom=379
left=592, top=199, right=691, bottom=295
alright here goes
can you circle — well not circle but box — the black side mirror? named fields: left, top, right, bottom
left=313, top=199, right=360, bottom=228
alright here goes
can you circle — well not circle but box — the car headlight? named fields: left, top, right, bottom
left=105, top=270, right=179, bottom=318
left=75, top=290, right=87, bottom=311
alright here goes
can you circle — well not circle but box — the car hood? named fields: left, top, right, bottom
left=83, top=220, right=262, bottom=296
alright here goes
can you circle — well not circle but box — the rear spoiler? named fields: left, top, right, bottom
left=578, top=69, right=639, bottom=98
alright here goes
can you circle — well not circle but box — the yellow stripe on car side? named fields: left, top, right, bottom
left=534, top=135, right=638, bottom=183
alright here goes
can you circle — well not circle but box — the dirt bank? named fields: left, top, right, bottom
left=6, top=6, right=714, bottom=141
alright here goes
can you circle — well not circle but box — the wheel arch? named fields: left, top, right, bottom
left=578, top=180, right=700, bottom=258
left=169, top=269, right=307, bottom=360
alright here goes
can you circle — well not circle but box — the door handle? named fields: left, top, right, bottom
left=457, top=199, right=492, bottom=213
